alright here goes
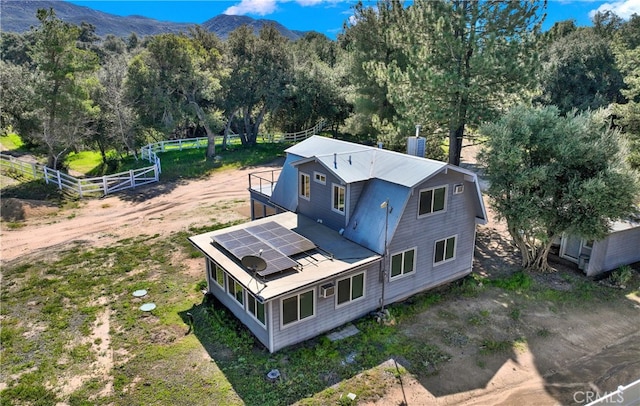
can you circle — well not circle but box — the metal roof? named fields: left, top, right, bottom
left=343, top=179, right=410, bottom=254
left=270, top=153, right=303, bottom=211
left=288, top=136, right=447, bottom=188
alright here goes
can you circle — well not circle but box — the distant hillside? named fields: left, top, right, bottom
left=0, top=0, right=308, bottom=40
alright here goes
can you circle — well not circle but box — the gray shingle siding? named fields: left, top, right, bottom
left=205, top=259, right=270, bottom=348
left=586, top=228, right=640, bottom=276
left=269, top=264, right=382, bottom=352
left=296, top=161, right=349, bottom=231
left=383, top=171, right=475, bottom=303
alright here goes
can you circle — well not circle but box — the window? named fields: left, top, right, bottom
left=209, top=262, right=224, bottom=287
left=314, top=172, right=326, bottom=185
left=227, top=275, right=244, bottom=305
left=299, top=172, right=310, bottom=200
left=418, top=186, right=447, bottom=217
left=390, top=248, right=416, bottom=278
left=337, top=273, right=365, bottom=306
left=332, top=184, right=345, bottom=214
left=247, top=294, right=266, bottom=325
left=282, top=289, right=314, bottom=326
left=434, top=236, right=456, bottom=264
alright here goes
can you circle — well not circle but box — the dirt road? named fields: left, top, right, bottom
left=1, top=164, right=275, bottom=264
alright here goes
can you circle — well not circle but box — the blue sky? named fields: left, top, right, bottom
left=67, top=0, right=640, bottom=39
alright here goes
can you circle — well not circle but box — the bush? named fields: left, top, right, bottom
left=609, top=265, right=633, bottom=287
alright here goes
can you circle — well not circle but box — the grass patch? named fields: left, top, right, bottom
left=479, top=338, right=512, bottom=355
left=487, top=271, right=532, bottom=292
left=156, top=142, right=287, bottom=182
left=0, top=132, right=25, bottom=150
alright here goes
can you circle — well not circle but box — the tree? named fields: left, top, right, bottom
left=348, top=0, right=543, bottom=165
left=339, top=1, right=405, bottom=147
left=125, top=33, right=224, bottom=158
left=223, top=24, right=292, bottom=146
left=269, top=33, right=348, bottom=133
left=28, top=8, right=100, bottom=168
left=479, top=105, right=639, bottom=272
left=611, top=13, right=640, bottom=168
left=536, top=28, right=625, bottom=114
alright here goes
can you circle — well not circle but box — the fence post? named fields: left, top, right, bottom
left=103, top=176, right=109, bottom=195
left=78, top=179, right=83, bottom=198
left=130, top=169, right=135, bottom=188
left=56, top=170, right=62, bottom=190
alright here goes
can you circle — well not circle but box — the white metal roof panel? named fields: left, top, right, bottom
left=289, top=136, right=447, bottom=188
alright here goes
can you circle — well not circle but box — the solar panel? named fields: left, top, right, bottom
left=246, top=222, right=316, bottom=255
left=211, top=221, right=317, bottom=277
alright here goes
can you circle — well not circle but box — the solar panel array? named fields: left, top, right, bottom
left=212, top=221, right=316, bottom=277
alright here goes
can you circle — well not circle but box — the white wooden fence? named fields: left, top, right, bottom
left=0, top=153, right=159, bottom=197
left=1, top=121, right=325, bottom=198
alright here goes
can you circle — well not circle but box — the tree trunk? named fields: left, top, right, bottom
left=448, top=124, right=464, bottom=166
left=223, top=110, right=237, bottom=149
left=189, top=100, right=216, bottom=159
left=528, top=239, right=556, bottom=273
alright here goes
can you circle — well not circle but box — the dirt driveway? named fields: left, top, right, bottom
left=2, top=158, right=639, bottom=406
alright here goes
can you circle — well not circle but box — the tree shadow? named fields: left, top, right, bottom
left=114, top=179, right=183, bottom=203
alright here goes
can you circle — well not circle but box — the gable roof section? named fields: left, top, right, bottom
left=288, top=136, right=447, bottom=188
left=343, top=179, right=410, bottom=254
left=270, top=152, right=303, bottom=212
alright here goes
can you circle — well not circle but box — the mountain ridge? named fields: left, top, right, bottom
left=0, top=0, right=309, bottom=40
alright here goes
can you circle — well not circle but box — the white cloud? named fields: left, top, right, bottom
left=589, top=0, right=640, bottom=19
left=224, top=0, right=278, bottom=16
left=224, top=0, right=345, bottom=16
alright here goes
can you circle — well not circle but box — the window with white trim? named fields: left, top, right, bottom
left=418, top=186, right=447, bottom=217
left=209, top=262, right=225, bottom=287
left=299, top=172, right=310, bottom=200
left=314, top=172, right=326, bottom=185
left=281, top=289, right=314, bottom=326
left=332, top=184, right=345, bottom=214
left=247, top=293, right=266, bottom=325
left=390, top=248, right=416, bottom=278
left=434, top=236, right=456, bottom=264
left=337, top=272, right=365, bottom=306
left=227, top=275, right=244, bottom=305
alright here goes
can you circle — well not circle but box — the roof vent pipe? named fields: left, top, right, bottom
left=334, top=153, right=337, bottom=168
left=415, top=124, right=421, bottom=138
left=349, top=155, right=352, bottom=165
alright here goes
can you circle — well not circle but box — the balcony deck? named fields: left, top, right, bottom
left=249, top=169, right=280, bottom=197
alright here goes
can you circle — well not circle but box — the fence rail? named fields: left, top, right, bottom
left=1, top=121, right=324, bottom=198
left=1, top=153, right=160, bottom=197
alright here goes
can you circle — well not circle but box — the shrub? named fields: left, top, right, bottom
left=609, top=265, right=633, bottom=287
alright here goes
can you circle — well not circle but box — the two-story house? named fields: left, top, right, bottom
left=189, top=136, right=487, bottom=352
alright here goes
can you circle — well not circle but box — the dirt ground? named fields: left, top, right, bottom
left=1, top=149, right=639, bottom=405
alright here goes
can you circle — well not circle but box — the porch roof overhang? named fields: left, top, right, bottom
left=189, top=211, right=381, bottom=302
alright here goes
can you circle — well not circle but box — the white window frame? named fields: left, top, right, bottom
left=434, top=235, right=457, bottom=265
left=389, top=247, right=417, bottom=280
left=418, top=185, right=448, bottom=218
left=209, top=261, right=225, bottom=288
left=336, top=272, right=366, bottom=307
left=314, top=171, right=326, bottom=185
left=227, top=275, right=244, bottom=306
left=280, top=288, right=315, bottom=328
left=247, top=293, right=266, bottom=327
left=332, top=183, right=346, bottom=214
left=299, top=172, right=310, bottom=200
